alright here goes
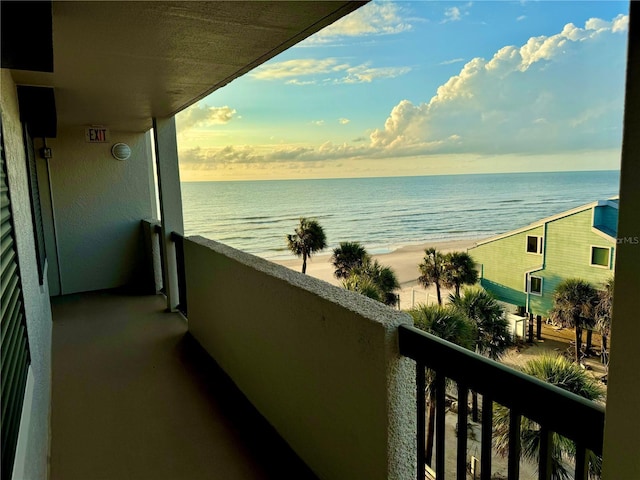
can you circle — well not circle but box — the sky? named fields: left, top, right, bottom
left=176, top=1, right=629, bottom=182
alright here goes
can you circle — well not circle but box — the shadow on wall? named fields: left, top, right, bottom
left=479, top=279, right=526, bottom=311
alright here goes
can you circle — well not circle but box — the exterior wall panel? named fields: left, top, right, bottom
left=185, top=236, right=415, bottom=480
left=1, top=69, right=52, bottom=480
left=470, top=225, right=544, bottom=310
left=45, top=128, right=155, bottom=294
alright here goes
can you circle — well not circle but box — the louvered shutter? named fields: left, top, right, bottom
left=1, top=125, right=31, bottom=480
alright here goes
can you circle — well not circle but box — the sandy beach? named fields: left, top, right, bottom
left=273, top=238, right=483, bottom=310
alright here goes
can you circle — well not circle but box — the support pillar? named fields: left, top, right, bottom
left=152, top=117, right=184, bottom=312
left=603, top=4, right=640, bottom=477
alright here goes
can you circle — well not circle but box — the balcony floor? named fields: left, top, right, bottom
left=51, top=291, right=318, bottom=480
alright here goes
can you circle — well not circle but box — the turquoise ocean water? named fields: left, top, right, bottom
left=181, top=170, right=620, bottom=260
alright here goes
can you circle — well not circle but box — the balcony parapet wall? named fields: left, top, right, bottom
left=184, top=235, right=416, bottom=480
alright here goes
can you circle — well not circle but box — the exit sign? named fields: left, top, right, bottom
left=85, top=127, right=109, bottom=143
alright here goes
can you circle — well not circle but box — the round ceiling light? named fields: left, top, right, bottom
left=111, top=143, right=131, bottom=161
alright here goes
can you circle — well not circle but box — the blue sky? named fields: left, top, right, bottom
left=176, top=1, right=629, bottom=181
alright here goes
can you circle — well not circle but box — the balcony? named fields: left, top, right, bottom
left=50, top=226, right=604, bottom=480
left=50, top=292, right=318, bottom=480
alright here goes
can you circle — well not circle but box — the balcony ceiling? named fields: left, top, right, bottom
left=9, top=1, right=365, bottom=132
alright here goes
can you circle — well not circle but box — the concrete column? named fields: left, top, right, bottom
left=152, top=117, right=184, bottom=311
left=602, top=4, right=640, bottom=477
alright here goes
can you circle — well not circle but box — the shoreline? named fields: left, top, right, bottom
left=272, top=237, right=485, bottom=308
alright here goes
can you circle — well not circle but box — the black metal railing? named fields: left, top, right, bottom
left=398, top=324, right=605, bottom=480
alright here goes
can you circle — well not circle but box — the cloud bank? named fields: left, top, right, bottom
left=176, top=104, right=236, bottom=131
left=369, top=14, right=628, bottom=155
left=252, top=58, right=410, bottom=85
left=180, top=15, right=627, bottom=170
left=305, top=1, right=412, bottom=44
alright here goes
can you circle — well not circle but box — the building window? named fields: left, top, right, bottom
left=591, top=246, right=611, bottom=268
left=526, top=235, right=543, bottom=254
left=528, top=275, right=543, bottom=295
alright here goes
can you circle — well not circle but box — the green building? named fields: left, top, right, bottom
left=469, top=199, right=618, bottom=318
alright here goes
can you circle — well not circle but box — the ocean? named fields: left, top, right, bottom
left=181, top=170, right=620, bottom=260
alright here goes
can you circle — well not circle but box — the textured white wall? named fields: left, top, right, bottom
left=1, top=69, right=52, bottom=480
left=185, top=236, right=416, bottom=480
left=45, top=128, right=156, bottom=294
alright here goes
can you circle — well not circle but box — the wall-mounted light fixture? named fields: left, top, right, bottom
left=111, top=143, right=131, bottom=161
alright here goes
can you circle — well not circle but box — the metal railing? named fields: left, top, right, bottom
left=398, top=324, right=605, bottom=480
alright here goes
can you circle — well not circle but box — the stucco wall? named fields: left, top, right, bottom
left=185, top=236, right=416, bottom=480
left=1, top=69, right=52, bottom=480
left=44, top=128, right=156, bottom=294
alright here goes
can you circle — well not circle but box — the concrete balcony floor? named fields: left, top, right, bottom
left=51, top=291, right=318, bottom=480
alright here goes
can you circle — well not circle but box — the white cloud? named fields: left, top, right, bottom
left=339, top=118, right=350, bottom=125
left=339, top=64, right=411, bottom=84
left=442, top=3, right=472, bottom=24
left=517, top=15, right=526, bottom=22
left=369, top=15, right=628, bottom=155
left=312, top=120, right=325, bottom=126
left=444, top=7, right=461, bottom=22
left=252, top=58, right=410, bottom=85
left=180, top=15, right=628, bottom=170
left=176, top=104, right=237, bottom=131
left=308, top=2, right=412, bottom=44
left=439, top=58, right=465, bottom=66
left=252, top=58, right=348, bottom=80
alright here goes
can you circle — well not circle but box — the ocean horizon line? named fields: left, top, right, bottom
left=180, top=168, right=621, bottom=184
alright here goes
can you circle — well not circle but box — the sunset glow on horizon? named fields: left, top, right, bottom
left=176, top=1, right=628, bottom=182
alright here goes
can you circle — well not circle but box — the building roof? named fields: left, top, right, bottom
left=470, top=196, right=619, bottom=248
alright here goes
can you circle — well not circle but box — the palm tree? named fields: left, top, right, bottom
left=549, top=279, right=598, bottom=363
left=342, top=274, right=383, bottom=303
left=449, top=287, right=510, bottom=360
left=346, top=259, right=400, bottom=307
left=331, top=241, right=369, bottom=279
left=286, top=217, right=327, bottom=274
left=595, top=277, right=614, bottom=366
left=409, top=304, right=475, bottom=467
left=418, top=248, right=447, bottom=305
left=450, top=287, right=510, bottom=421
left=493, top=355, right=604, bottom=479
left=443, top=251, right=479, bottom=297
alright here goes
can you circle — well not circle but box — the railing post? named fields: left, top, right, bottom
left=456, top=383, right=469, bottom=480
left=435, top=373, right=446, bottom=480
left=538, top=426, right=553, bottom=480
left=480, top=394, right=493, bottom=480
left=507, top=408, right=521, bottom=480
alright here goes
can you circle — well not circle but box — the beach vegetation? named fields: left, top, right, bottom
left=449, top=287, right=510, bottom=360
left=549, top=279, right=598, bottom=364
left=418, top=248, right=448, bottom=305
left=342, top=274, right=383, bottom=303
left=442, top=251, right=479, bottom=296
left=595, top=277, right=614, bottom=368
left=450, top=287, right=510, bottom=421
left=408, top=304, right=475, bottom=467
left=286, top=217, right=327, bottom=274
left=343, top=258, right=400, bottom=306
left=331, top=241, right=369, bottom=279
left=493, top=355, right=604, bottom=479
